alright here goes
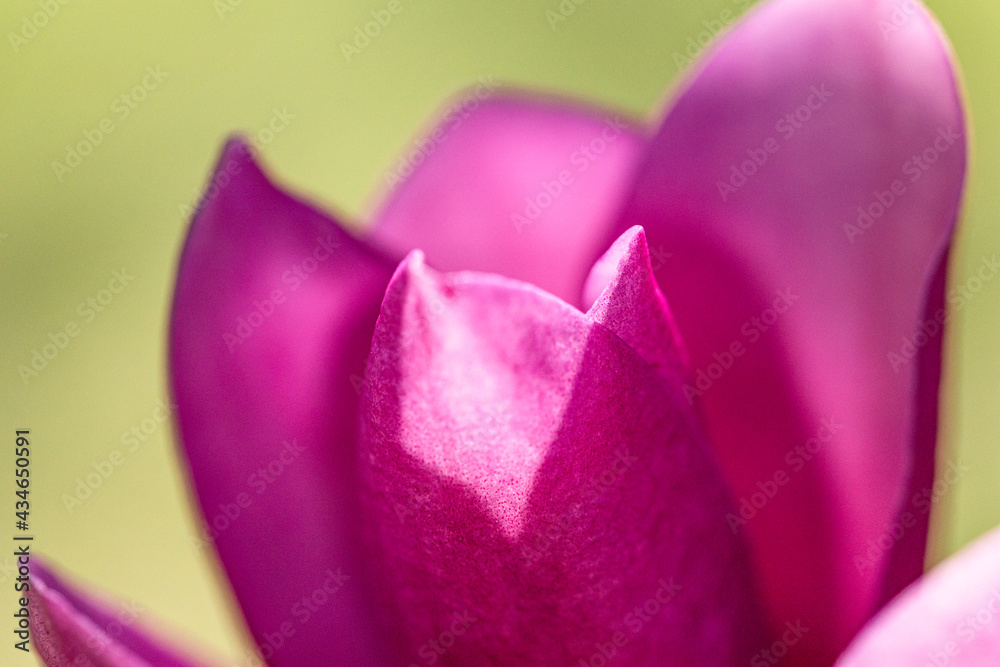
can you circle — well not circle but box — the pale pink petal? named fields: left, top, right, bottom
left=837, top=523, right=1000, bottom=665
left=610, top=0, right=966, bottom=661
left=367, top=92, right=647, bottom=303
left=170, top=139, right=395, bottom=666
left=357, top=246, right=764, bottom=665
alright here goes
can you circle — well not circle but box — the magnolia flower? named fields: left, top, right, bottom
left=30, top=0, right=990, bottom=665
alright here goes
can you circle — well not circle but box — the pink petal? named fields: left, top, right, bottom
left=170, top=139, right=395, bottom=666
left=367, top=91, right=647, bottom=304
left=584, top=225, right=689, bottom=380
left=610, top=0, right=966, bottom=661
left=837, top=522, right=1000, bottom=665
left=29, top=559, right=202, bottom=666
left=357, top=242, right=764, bottom=664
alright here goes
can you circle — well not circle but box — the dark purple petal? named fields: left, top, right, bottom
left=170, top=139, right=395, bottom=666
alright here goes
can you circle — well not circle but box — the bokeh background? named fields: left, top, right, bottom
left=1, top=0, right=997, bottom=664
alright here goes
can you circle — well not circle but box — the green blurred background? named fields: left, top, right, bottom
left=1, top=0, right=997, bottom=664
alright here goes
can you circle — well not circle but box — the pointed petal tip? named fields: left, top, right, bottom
left=181, top=135, right=271, bottom=246
left=615, top=0, right=967, bottom=656
left=585, top=226, right=688, bottom=378
left=366, top=90, right=648, bottom=304
left=171, top=133, right=396, bottom=664
left=28, top=559, right=205, bottom=667
left=212, top=134, right=264, bottom=182
left=383, top=248, right=434, bottom=307
left=399, top=248, right=428, bottom=276
left=582, top=225, right=648, bottom=310
left=359, top=253, right=764, bottom=665
left=219, top=133, right=253, bottom=160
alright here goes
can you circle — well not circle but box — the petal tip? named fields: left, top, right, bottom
left=582, top=224, right=649, bottom=310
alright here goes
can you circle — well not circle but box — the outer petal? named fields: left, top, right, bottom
left=29, top=560, right=203, bottom=666
left=367, top=92, right=647, bottom=303
left=609, top=0, right=966, bottom=661
left=169, top=140, right=395, bottom=666
left=357, top=240, right=764, bottom=665
left=836, top=524, right=1000, bottom=665
left=608, top=0, right=965, bottom=664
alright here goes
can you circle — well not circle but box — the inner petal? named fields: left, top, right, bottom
left=396, top=253, right=582, bottom=537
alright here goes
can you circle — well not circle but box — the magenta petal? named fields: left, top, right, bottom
left=610, top=0, right=966, bottom=660
left=836, top=523, right=1000, bottom=665
left=358, top=249, right=764, bottom=665
left=367, top=93, right=647, bottom=303
left=170, top=140, right=395, bottom=666
left=585, top=225, right=689, bottom=379
left=29, top=560, right=202, bottom=667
